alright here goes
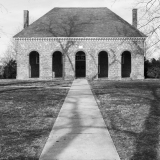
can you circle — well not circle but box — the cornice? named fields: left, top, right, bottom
left=14, top=37, right=146, bottom=41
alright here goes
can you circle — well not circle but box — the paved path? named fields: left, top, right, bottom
left=40, top=79, right=120, bottom=160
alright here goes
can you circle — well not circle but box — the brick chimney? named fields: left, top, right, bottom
left=132, top=9, right=137, bottom=28
left=24, top=10, right=29, bottom=28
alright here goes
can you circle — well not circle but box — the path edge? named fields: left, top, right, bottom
left=39, top=80, right=74, bottom=159
left=88, top=80, right=121, bottom=160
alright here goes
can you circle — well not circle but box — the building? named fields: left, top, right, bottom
left=14, top=7, right=147, bottom=80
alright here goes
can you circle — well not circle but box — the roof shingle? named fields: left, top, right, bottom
left=14, top=7, right=146, bottom=38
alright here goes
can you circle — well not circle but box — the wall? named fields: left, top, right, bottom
left=15, top=38, right=145, bottom=80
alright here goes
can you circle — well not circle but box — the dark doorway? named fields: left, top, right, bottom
left=75, top=51, right=86, bottom=78
left=52, top=51, right=63, bottom=77
left=121, top=51, right=131, bottom=77
left=98, top=51, right=108, bottom=78
left=29, top=51, right=39, bottom=78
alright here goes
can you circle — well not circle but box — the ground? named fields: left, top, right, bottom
left=1, top=79, right=160, bottom=160
left=0, top=79, right=72, bottom=160
left=90, top=79, right=160, bottom=160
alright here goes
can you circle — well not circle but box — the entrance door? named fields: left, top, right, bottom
left=121, top=51, right=131, bottom=77
left=75, top=51, right=86, bottom=78
left=98, top=51, right=108, bottom=78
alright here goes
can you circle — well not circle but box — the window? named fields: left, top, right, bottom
left=76, top=55, right=85, bottom=61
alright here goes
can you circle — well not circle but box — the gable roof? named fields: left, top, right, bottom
left=14, top=7, right=146, bottom=38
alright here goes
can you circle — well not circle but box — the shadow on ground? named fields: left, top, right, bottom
left=41, top=96, right=81, bottom=159
left=131, top=85, right=160, bottom=160
left=0, top=81, right=71, bottom=159
left=40, top=88, right=99, bottom=159
left=91, top=80, right=160, bottom=160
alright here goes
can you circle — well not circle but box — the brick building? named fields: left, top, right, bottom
left=14, top=7, right=146, bottom=80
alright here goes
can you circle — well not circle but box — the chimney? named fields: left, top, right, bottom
left=132, top=9, right=137, bottom=28
left=24, top=10, right=29, bottom=28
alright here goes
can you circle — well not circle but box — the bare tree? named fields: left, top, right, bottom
left=0, top=38, right=17, bottom=79
left=111, top=0, right=160, bottom=58
left=2, top=38, right=17, bottom=65
left=2, top=17, right=36, bottom=64
left=39, top=13, right=94, bottom=78
left=0, top=4, right=7, bottom=35
left=135, top=0, right=160, bottom=58
left=108, top=0, right=159, bottom=58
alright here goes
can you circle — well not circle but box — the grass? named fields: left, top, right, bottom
left=90, top=79, right=160, bottom=160
left=0, top=80, right=72, bottom=160
left=0, top=79, right=71, bottom=87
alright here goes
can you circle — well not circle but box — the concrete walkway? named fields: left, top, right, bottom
left=39, top=79, right=120, bottom=160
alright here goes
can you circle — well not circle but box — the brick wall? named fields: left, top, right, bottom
left=15, top=39, right=145, bottom=80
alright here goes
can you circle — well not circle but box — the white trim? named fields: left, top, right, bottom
left=14, top=37, right=146, bottom=41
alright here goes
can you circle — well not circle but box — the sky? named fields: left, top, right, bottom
left=0, top=0, right=158, bottom=60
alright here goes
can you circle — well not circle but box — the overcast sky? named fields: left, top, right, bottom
left=0, top=0, right=145, bottom=59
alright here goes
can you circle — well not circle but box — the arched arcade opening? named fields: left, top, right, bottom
left=52, top=51, right=63, bottom=78
left=29, top=51, right=39, bottom=78
left=121, top=51, right=131, bottom=78
left=98, top=51, right=108, bottom=78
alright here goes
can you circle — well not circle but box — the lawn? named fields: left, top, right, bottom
left=0, top=80, right=72, bottom=160
left=90, top=79, right=160, bottom=160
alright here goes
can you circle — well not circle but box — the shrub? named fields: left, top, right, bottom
left=145, top=58, right=160, bottom=78
left=3, top=59, right=17, bottom=79
left=147, top=65, right=160, bottom=78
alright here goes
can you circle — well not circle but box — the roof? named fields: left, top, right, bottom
left=14, top=7, right=146, bottom=38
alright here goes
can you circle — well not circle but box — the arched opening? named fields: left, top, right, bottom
left=121, top=51, right=131, bottom=77
left=29, top=51, right=39, bottom=78
left=98, top=51, right=108, bottom=78
left=52, top=51, right=63, bottom=77
left=75, top=51, right=86, bottom=78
